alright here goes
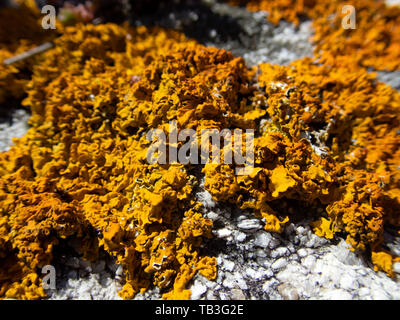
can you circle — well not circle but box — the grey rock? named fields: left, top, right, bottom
left=297, top=248, right=308, bottom=258
left=222, top=260, right=235, bottom=272
left=254, top=231, right=272, bottom=248
left=339, top=274, right=359, bottom=291
left=191, top=281, right=207, bottom=300
left=270, top=247, right=289, bottom=259
left=230, top=288, right=246, bottom=300
left=92, top=260, right=106, bottom=273
left=237, top=219, right=263, bottom=231
left=393, top=262, right=400, bottom=274
left=358, top=287, right=370, bottom=297
left=371, top=289, right=392, bottom=300
left=216, top=228, right=232, bottom=238
left=321, top=289, right=353, bottom=300
left=79, top=260, right=92, bottom=273
left=277, top=284, right=299, bottom=300
left=65, top=257, right=80, bottom=269
left=235, top=231, right=247, bottom=242
left=271, top=258, right=288, bottom=271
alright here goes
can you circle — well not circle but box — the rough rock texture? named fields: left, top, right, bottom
left=44, top=183, right=400, bottom=300
left=132, top=1, right=314, bottom=66
left=0, top=108, right=29, bottom=152
left=189, top=192, right=400, bottom=300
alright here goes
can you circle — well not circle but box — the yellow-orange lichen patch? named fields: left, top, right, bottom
left=0, top=2, right=57, bottom=104
left=372, top=251, right=400, bottom=277
left=202, top=56, right=400, bottom=272
left=0, top=23, right=261, bottom=299
left=1, top=5, right=400, bottom=299
left=228, top=0, right=400, bottom=71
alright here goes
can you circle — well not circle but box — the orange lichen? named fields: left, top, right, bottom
left=1, top=2, right=400, bottom=300
left=0, top=2, right=57, bottom=104
left=0, top=23, right=258, bottom=299
left=228, top=0, right=400, bottom=71
left=371, top=251, right=400, bottom=277
left=203, top=56, right=400, bottom=274
left=255, top=59, right=400, bottom=256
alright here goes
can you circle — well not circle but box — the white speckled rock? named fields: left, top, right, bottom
left=321, top=289, right=353, bottom=300
left=216, top=228, right=232, bottom=238
left=238, top=219, right=263, bottom=231
left=191, top=280, right=207, bottom=300
left=339, top=274, right=359, bottom=291
left=254, top=231, right=272, bottom=248
left=271, top=258, right=288, bottom=271
left=0, top=109, right=29, bottom=152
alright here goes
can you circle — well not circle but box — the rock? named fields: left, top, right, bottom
left=356, top=268, right=368, bottom=276
left=235, top=231, right=247, bottom=242
left=305, top=233, right=329, bottom=248
left=65, top=257, right=80, bottom=269
left=222, top=260, right=235, bottom=272
left=296, top=226, right=306, bottom=235
left=339, top=274, right=359, bottom=291
left=234, top=273, right=249, bottom=290
left=206, top=211, right=219, bottom=221
left=92, top=260, right=106, bottom=273
left=276, top=264, right=304, bottom=282
left=219, top=292, right=230, bottom=300
left=191, top=281, right=207, bottom=300
left=206, top=280, right=217, bottom=289
left=393, top=262, right=400, bottom=274
left=287, top=243, right=296, bottom=254
left=270, top=247, right=289, bottom=259
left=67, top=270, right=78, bottom=280
left=230, top=288, right=246, bottom=300
left=358, top=287, right=370, bottom=298
left=264, top=269, right=274, bottom=279
left=79, top=260, right=92, bottom=272
left=106, top=259, right=119, bottom=273
left=262, top=279, right=279, bottom=293
left=334, top=239, right=363, bottom=266
left=268, top=237, right=281, bottom=250
left=216, top=228, right=232, bottom=238
left=237, top=219, right=263, bottom=231
left=222, top=276, right=235, bottom=289
left=256, top=248, right=267, bottom=258
left=277, top=284, right=299, bottom=300
left=254, top=231, right=272, bottom=248
left=297, top=248, right=308, bottom=258
left=256, top=256, right=265, bottom=266
left=371, top=289, right=391, bottom=300
left=115, top=264, right=124, bottom=281
left=302, top=255, right=316, bottom=269
left=377, top=70, right=400, bottom=91
left=322, top=289, right=353, bottom=300
left=245, top=267, right=263, bottom=280
left=196, top=188, right=216, bottom=208
left=271, top=257, right=288, bottom=271
left=290, top=254, right=299, bottom=262
left=206, top=291, right=218, bottom=300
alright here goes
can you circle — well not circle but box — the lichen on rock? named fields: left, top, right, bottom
left=1, top=1, right=400, bottom=300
